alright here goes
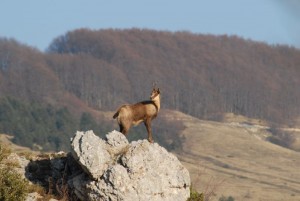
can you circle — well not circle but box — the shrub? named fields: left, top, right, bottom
left=187, top=186, right=204, bottom=201
left=0, top=144, right=29, bottom=201
left=0, top=168, right=29, bottom=201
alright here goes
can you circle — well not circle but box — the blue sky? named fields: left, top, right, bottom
left=1, top=0, right=299, bottom=51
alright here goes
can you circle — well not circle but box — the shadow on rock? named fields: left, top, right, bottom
left=25, top=153, right=83, bottom=200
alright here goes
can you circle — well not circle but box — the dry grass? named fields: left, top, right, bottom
left=0, top=134, right=39, bottom=156
left=167, top=110, right=300, bottom=201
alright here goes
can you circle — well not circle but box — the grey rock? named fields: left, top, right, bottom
left=105, top=130, right=129, bottom=155
left=70, top=130, right=190, bottom=201
left=71, top=130, right=111, bottom=180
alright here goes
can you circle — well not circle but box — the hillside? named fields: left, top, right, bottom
left=1, top=29, right=300, bottom=151
left=47, top=28, right=300, bottom=124
left=165, top=110, right=300, bottom=201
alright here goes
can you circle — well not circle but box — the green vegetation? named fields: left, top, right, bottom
left=0, top=97, right=109, bottom=151
left=0, top=97, right=77, bottom=151
left=187, top=187, right=204, bottom=201
left=187, top=188, right=235, bottom=201
left=0, top=144, right=29, bottom=201
left=0, top=168, right=29, bottom=201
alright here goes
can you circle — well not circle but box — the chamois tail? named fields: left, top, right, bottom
left=113, top=105, right=124, bottom=119
left=113, top=111, right=119, bottom=119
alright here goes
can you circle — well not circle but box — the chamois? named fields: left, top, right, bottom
left=113, top=87, right=161, bottom=143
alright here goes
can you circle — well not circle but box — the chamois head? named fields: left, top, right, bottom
left=150, top=87, right=160, bottom=100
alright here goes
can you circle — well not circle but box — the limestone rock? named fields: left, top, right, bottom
left=69, top=130, right=190, bottom=201
left=70, top=130, right=112, bottom=180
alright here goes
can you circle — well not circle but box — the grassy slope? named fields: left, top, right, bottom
left=165, top=110, right=300, bottom=201
left=0, top=134, right=35, bottom=154
left=2, top=109, right=300, bottom=200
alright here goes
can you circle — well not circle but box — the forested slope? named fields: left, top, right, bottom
left=1, top=29, right=300, bottom=150
left=47, top=28, right=300, bottom=123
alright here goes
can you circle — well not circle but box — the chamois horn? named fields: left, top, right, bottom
left=152, top=82, right=158, bottom=89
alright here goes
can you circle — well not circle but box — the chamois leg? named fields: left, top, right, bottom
left=144, top=119, right=154, bottom=143
left=119, top=124, right=124, bottom=133
left=119, top=123, right=129, bottom=136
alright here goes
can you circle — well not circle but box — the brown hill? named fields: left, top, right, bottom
left=165, top=110, right=300, bottom=201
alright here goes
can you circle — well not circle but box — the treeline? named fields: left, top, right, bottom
left=1, top=29, right=300, bottom=150
left=46, top=29, right=300, bottom=124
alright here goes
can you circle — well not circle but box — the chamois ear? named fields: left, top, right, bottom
left=152, top=82, right=157, bottom=90
left=157, top=88, right=160, bottom=93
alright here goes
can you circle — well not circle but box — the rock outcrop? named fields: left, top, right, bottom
left=23, top=130, right=190, bottom=200
left=69, top=130, right=191, bottom=201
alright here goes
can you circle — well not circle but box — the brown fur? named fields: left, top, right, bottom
left=113, top=87, right=161, bottom=143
